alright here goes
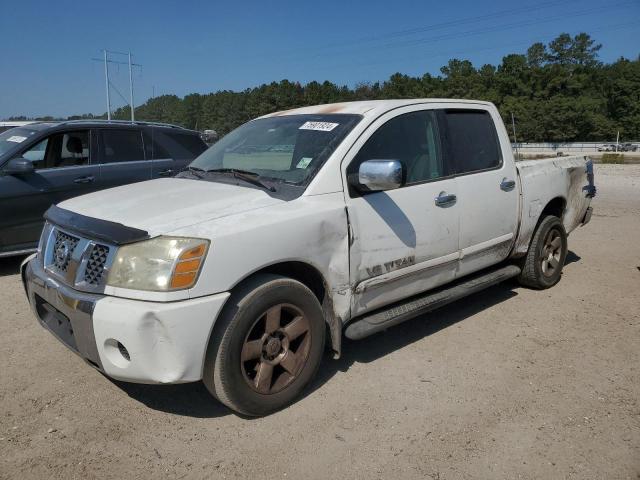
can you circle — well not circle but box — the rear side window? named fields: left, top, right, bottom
left=443, top=110, right=502, bottom=174
left=144, top=130, right=207, bottom=160
left=99, top=129, right=145, bottom=163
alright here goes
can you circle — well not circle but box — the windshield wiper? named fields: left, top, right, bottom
left=206, top=168, right=276, bottom=192
left=182, top=165, right=207, bottom=179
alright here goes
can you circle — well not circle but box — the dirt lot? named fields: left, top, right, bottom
left=1, top=164, right=638, bottom=480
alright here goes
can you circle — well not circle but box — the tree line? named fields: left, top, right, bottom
left=8, top=33, right=640, bottom=142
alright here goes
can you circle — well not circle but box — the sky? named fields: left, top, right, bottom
left=0, top=0, right=638, bottom=119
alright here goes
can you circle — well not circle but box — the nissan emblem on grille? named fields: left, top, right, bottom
left=52, top=231, right=79, bottom=272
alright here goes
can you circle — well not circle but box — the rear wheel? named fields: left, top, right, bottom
left=203, top=274, right=325, bottom=416
left=518, top=215, right=568, bottom=289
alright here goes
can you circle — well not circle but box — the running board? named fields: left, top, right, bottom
left=344, top=264, right=521, bottom=340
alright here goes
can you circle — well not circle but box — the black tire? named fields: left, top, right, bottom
left=518, top=215, right=568, bottom=289
left=203, top=274, right=325, bottom=416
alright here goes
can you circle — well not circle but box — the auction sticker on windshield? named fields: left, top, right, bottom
left=6, top=136, right=27, bottom=143
left=299, top=121, right=339, bottom=132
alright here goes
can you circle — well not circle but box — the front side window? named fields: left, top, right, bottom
left=22, top=139, right=49, bottom=165
left=443, top=110, right=502, bottom=174
left=21, top=130, right=89, bottom=170
left=99, top=129, right=145, bottom=163
left=349, top=110, right=445, bottom=185
left=190, top=114, right=361, bottom=185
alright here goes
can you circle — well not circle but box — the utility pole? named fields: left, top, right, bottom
left=616, top=130, right=619, bottom=152
left=128, top=52, right=135, bottom=122
left=103, top=50, right=111, bottom=120
left=93, top=50, right=142, bottom=122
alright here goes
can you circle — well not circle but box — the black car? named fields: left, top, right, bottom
left=0, top=120, right=208, bottom=257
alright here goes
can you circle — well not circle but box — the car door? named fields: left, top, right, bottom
left=344, top=106, right=460, bottom=316
left=442, top=107, right=519, bottom=278
left=0, top=129, right=98, bottom=253
left=145, top=128, right=208, bottom=178
left=97, top=128, right=151, bottom=189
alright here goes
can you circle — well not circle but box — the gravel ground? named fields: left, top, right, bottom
left=1, top=164, right=638, bottom=480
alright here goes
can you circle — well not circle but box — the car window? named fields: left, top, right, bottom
left=443, top=110, right=502, bottom=174
left=22, top=139, right=49, bottom=165
left=144, top=130, right=207, bottom=160
left=22, top=131, right=90, bottom=170
left=190, top=114, right=361, bottom=185
left=99, top=129, right=145, bottom=163
left=349, top=110, right=445, bottom=185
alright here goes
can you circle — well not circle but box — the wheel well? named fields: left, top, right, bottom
left=236, top=261, right=341, bottom=354
left=242, top=261, right=327, bottom=304
left=541, top=197, right=566, bottom=220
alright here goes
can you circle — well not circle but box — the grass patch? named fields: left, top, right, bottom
left=600, top=153, right=625, bottom=164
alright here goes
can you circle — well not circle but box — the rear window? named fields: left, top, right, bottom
left=144, top=130, right=207, bottom=160
left=99, top=129, right=145, bottom=163
left=443, top=110, right=502, bottom=174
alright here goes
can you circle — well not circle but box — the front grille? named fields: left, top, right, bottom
left=84, top=244, right=110, bottom=285
left=42, top=223, right=116, bottom=293
left=52, top=231, right=80, bottom=272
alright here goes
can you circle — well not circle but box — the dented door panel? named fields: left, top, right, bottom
left=347, top=178, right=460, bottom=316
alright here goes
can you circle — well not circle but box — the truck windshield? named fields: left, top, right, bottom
left=0, top=127, right=40, bottom=157
left=190, top=114, right=361, bottom=185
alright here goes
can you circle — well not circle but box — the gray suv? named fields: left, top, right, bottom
left=0, top=120, right=207, bottom=257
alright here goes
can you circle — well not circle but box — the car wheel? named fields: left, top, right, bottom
left=518, top=215, right=568, bottom=289
left=203, top=274, right=326, bottom=416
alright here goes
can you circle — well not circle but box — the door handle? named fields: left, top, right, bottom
left=73, top=175, right=95, bottom=184
left=158, top=169, right=174, bottom=177
left=500, top=178, right=516, bottom=191
left=435, top=191, right=457, bottom=207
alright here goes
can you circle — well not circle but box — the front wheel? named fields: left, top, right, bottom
left=203, top=274, right=326, bottom=416
left=518, top=215, right=568, bottom=289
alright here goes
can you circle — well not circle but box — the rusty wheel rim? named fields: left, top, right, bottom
left=541, top=228, right=562, bottom=277
left=240, top=303, right=312, bottom=395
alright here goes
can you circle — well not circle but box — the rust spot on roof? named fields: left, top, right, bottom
left=317, top=103, right=347, bottom=113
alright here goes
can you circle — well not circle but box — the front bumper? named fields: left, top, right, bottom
left=22, top=257, right=230, bottom=384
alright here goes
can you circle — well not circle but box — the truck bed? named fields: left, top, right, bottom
left=513, top=155, right=594, bottom=255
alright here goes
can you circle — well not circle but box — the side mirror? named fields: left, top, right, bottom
left=3, top=157, right=35, bottom=175
left=350, top=159, right=403, bottom=193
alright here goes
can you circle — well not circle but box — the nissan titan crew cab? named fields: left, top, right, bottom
left=22, top=100, right=596, bottom=416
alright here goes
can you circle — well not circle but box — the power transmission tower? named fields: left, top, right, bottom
left=92, top=50, right=142, bottom=121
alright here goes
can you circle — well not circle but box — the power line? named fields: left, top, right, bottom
left=297, top=0, right=635, bottom=63
left=321, top=20, right=638, bottom=74
left=246, top=0, right=615, bottom=62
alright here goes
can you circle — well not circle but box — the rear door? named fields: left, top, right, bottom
left=443, top=107, right=519, bottom=277
left=0, top=129, right=98, bottom=253
left=344, top=106, right=460, bottom=315
left=97, top=128, right=151, bottom=189
left=144, top=128, right=207, bottom=178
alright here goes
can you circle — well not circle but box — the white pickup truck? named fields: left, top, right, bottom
left=22, top=100, right=595, bottom=416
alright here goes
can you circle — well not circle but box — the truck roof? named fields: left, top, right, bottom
left=261, top=99, right=494, bottom=119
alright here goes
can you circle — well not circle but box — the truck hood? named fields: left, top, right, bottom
left=58, top=178, right=284, bottom=237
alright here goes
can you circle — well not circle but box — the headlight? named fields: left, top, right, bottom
left=107, top=236, right=209, bottom=291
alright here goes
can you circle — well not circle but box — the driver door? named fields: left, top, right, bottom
left=0, top=130, right=98, bottom=253
left=344, top=106, right=460, bottom=316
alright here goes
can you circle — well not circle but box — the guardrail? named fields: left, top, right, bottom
left=512, top=142, right=639, bottom=153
